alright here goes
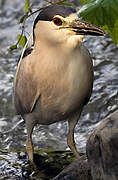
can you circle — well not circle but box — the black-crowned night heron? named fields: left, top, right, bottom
left=14, top=4, right=104, bottom=162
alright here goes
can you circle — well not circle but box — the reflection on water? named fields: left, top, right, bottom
left=0, top=0, right=118, bottom=163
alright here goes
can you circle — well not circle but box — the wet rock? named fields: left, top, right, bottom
left=53, top=110, right=118, bottom=180
left=53, top=155, right=92, bottom=180
left=87, top=109, right=118, bottom=180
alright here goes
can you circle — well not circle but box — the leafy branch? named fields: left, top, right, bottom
left=9, top=0, right=71, bottom=51
left=10, top=0, right=118, bottom=51
left=78, top=0, right=118, bottom=44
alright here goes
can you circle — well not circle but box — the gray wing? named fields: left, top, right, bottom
left=81, top=45, right=93, bottom=106
left=14, top=48, right=40, bottom=115
left=17, top=46, right=34, bottom=64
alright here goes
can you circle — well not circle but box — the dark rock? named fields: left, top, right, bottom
left=87, top=109, right=118, bottom=180
left=53, top=155, right=92, bottom=180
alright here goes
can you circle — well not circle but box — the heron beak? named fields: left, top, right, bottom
left=70, top=19, right=105, bottom=36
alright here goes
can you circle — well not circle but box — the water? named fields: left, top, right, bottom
left=0, top=0, right=118, bottom=179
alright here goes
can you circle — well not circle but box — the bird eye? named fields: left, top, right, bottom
left=53, top=17, right=62, bottom=26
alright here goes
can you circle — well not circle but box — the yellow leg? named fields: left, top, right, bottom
left=24, top=114, right=36, bottom=162
left=26, top=135, right=34, bottom=162
left=67, top=112, right=82, bottom=158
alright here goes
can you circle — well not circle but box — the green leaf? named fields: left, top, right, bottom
left=58, top=1, right=72, bottom=6
left=9, top=44, right=17, bottom=51
left=19, top=13, right=28, bottom=23
left=24, top=0, right=30, bottom=12
left=80, top=0, right=91, bottom=4
left=78, top=0, right=118, bottom=44
left=51, top=0, right=71, bottom=6
left=17, top=34, right=27, bottom=48
left=29, top=7, right=32, bottom=13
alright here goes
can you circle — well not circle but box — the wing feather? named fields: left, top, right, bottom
left=14, top=49, right=40, bottom=115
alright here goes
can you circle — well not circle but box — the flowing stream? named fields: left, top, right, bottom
left=0, top=0, right=118, bottom=179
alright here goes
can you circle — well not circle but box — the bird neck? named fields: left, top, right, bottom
left=34, top=35, right=83, bottom=56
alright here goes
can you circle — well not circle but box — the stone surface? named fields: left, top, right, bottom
left=53, top=155, right=92, bottom=180
left=53, top=109, right=118, bottom=180
left=87, top=109, right=118, bottom=180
